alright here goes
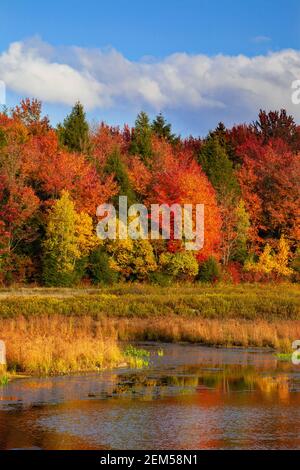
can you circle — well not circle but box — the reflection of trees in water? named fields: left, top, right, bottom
left=112, top=364, right=291, bottom=400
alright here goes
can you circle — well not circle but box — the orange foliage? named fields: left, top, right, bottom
left=91, top=123, right=125, bottom=171
left=148, top=148, right=221, bottom=259
left=237, top=137, right=300, bottom=250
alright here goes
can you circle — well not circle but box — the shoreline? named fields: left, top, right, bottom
left=0, top=342, right=286, bottom=382
left=0, top=284, right=299, bottom=377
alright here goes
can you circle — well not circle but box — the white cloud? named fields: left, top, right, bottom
left=0, top=37, right=300, bottom=127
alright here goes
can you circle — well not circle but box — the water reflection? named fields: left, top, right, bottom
left=0, top=344, right=299, bottom=449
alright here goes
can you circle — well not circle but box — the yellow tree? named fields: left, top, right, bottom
left=43, top=191, right=97, bottom=285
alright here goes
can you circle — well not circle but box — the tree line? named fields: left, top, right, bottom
left=0, top=99, right=299, bottom=285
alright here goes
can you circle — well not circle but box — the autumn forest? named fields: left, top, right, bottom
left=0, top=99, right=299, bottom=287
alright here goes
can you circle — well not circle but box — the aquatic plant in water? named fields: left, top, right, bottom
left=124, top=345, right=150, bottom=368
left=0, top=375, right=9, bottom=386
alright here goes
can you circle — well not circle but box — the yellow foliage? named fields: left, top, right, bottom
left=43, top=191, right=80, bottom=273
left=274, top=235, right=293, bottom=276
left=75, top=211, right=99, bottom=257
left=245, top=236, right=292, bottom=277
left=104, top=219, right=157, bottom=279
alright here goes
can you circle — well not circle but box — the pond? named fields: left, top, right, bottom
left=0, top=343, right=300, bottom=450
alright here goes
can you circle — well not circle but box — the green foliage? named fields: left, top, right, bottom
left=58, top=101, right=89, bottom=153
left=198, top=136, right=240, bottom=202
left=89, top=247, right=119, bottom=285
left=159, top=251, right=199, bottom=280
left=198, top=256, right=221, bottom=283
left=151, top=113, right=178, bottom=144
left=124, top=345, right=150, bottom=368
left=149, top=271, right=173, bottom=287
left=130, top=111, right=153, bottom=166
left=0, top=284, right=299, bottom=321
left=104, top=148, right=136, bottom=207
left=0, top=375, right=9, bottom=386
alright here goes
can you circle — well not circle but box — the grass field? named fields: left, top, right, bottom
left=0, top=283, right=299, bottom=375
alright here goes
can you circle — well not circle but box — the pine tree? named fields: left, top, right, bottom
left=130, top=111, right=153, bottom=166
left=58, top=102, right=89, bottom=153
left=198, top=135, right=241, bottom=264
left=104, top=148, right=136, bottom=208
left=152, top=113, right=177, bottom=144
left=198, top=136, right=239, bottom=202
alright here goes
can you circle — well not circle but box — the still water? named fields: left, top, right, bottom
left=0, top=343, right=300, bottom=450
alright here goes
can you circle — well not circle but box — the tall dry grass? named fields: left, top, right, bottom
left=0, top=284, right=299, bottom=375
left=106, top=317, right=300, bottom=351
left=1, top=314, right=299, bottom=376
left=0, top=315, right=123, bottom=375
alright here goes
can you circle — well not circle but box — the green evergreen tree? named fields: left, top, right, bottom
left=197, top=256, right=221, bottom=283
left=198, top=135, right=240, bottom=203
left=199, top=135, right=241, bottom=265
left=58, top=102, right=89, bottom=153
left=89, top=247, right=119, bottom=284
left=104, top=148, right=136, bottom=208
left=152, top=113, right=177, bottom=144
left=130, top=111, right=153, bottom=166
left=208, top=122, right=238, bottom=167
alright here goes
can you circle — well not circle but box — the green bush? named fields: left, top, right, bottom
left=89, top=247, right=119, bottom=285
left=149, top=272, right=174, bottom=287
left=197, top=256, right=221, bottom=283
left=159, top=251, right=199, bottom=280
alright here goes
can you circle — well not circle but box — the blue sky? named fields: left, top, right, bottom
left=1, top=0, right=300, bottom=135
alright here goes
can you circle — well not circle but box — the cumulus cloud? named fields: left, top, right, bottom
left=0, top=37, right=300, bottom=127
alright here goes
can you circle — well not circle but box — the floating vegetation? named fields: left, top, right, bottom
left=0, top=375, right=9, bottom=386
left=276, top=352, right=300, bottom=362
left=124, top=345, right=150, bottom=368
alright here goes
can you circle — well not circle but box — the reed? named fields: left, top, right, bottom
left=0, top=284, right=299, bottom=375
left=0, top=315, right=123, bottom=375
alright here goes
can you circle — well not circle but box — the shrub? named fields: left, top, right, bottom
left=159, top=251, right=199, bottom=280
left=0, top=254, right=35, bottom=286
left=198, top=256, right=221, bottom=283
left=106, top=236, right=157, bottom=281
left=89, top=247, right=119, bottom=285
left=149, top=271, right=174, bottom=287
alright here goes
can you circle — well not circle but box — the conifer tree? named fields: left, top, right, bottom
left=104, top=148, right=136, bottom=208
left=58, top=102, right=89, bottom=153
left=130, top=111, right=153, bottom=165
left=152, top=113, right=177, bottom=144
left=198, top=135, right=239, bottom=202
